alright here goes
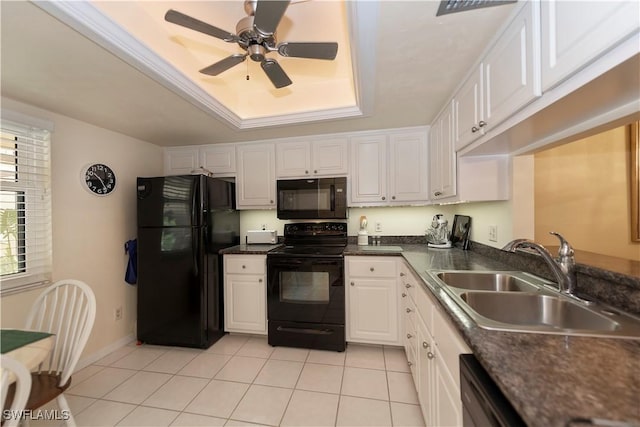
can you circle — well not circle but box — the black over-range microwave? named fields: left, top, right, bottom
left=277, top=177, right=347, bottom=219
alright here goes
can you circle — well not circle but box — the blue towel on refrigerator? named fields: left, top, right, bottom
left=124, top=239, right=137, bottom=285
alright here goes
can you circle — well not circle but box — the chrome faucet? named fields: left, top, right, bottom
left=502, top=232, right=577, bottom=295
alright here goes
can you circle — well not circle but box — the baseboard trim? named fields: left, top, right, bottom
left=75, top=334, right=135, bottom=372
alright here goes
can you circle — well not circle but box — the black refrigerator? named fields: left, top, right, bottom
left=136, top=175, right=240, bottom=348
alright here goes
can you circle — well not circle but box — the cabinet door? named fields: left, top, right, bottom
left=276, top=141, right=311, bottom=178
left=236, top=143, right=276, bottom=209
left=484, top=1, right=541, bottom=131
left=349, top=135, right=387, bottom=204
left=430, top=106, right=456, bottom=201
left=434, top=353, right=463, bottom=427
left=312, top=138, right=349, bottom=176
left=389, top=132, right=428, bottom=203
left=347, top=278, right=399, bottom=344
left=417, top=315, right=435, bottom=427
left=200, top=145, right=236, bottom=175
left=164, top=148, right=199, bottom=175
left=225, top=273, right=266, bottom=334
left=453, top=65, right=483, bottom=151
left=541, top=0, right=640, bottom=91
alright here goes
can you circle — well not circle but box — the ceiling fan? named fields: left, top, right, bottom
left=165, top=0, right=339, bottom=89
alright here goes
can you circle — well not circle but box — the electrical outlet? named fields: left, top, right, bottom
left=114, top=306, right=123, bottom=321
left=488, top=225, right=498, bottom=242
left=375, top=222, right=382, bottom=232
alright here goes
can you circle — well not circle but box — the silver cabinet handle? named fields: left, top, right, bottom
left=400, top=272, right=406, bottom=277
left=401, top=292, right=407, bottom=298
left=406, top=308, right=412, bottom=313
left=479, top=120, right=487, bottom=127
left=434, top=191, right=442, bottom=197
left=370, top=267, right=375, bottom=272
left=314, top=170, right=318, bottom=174
left=258, top=278, right=263, bottom=283
left=350, top=281, right=355, bottom=286
left=392, top=196, right=396, bottom=200
left=270, top=200, right=274, bottom=204
left=422, top=341, right=429, bottom=349
left=471, top=126, right=479, bottom=133
left=242, top=265, right=246, bottom=269
left=408, top=361, right=413, bottom=367
left=406, top=333, right=413, bottom=339
left=305, top=170, right=309, bottom=174
left=405, top=283, right=412, bottom=289
left=381, top=196, right=386, bottom=200
left=427, top=352, right=435, bottom=360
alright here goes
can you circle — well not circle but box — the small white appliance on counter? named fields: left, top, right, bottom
left=246, top=230, right=278, bottom=244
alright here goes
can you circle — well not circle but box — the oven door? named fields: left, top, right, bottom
left=267, top=256, right=344, bottom=325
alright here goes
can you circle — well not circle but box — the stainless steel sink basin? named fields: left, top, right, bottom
left=430, top=270, right=640, bottom=339
left=435, top=271, right=539, bottom=292
left=459, top=292, right=619, bottom=331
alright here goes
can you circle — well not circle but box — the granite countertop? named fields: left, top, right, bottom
left=348, top=244, right=640, bottom=427
left=220, top=244, right=282, bottom=255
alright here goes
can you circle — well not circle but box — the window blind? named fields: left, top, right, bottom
left=0, top=119, right=52, bottom=295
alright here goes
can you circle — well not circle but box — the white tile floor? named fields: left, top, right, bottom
left=34, top=335, right=426, bottom=427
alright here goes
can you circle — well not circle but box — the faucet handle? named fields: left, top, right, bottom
left=549, top=232, right=574, bottom=258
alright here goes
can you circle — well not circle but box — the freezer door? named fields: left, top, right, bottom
left=137, top=226, right=208, bottom=347
left=137, top=175, right=204, bottom=228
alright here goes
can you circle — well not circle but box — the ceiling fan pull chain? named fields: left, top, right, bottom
left=246, top=59, right=250, bottom=81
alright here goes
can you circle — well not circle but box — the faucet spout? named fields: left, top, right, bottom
left=502, top=232, right=577, bottom=295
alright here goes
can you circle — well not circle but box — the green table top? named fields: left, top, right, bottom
left=1, top=329, right=53, bottom=354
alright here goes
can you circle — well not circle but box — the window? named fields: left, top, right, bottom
left=0, top=118, right=52, bottom=295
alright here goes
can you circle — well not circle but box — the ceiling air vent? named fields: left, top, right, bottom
left=436, top=0, right=517, bottom=16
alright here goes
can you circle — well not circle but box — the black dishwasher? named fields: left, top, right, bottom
left=460, top=354, right=526, bottom=427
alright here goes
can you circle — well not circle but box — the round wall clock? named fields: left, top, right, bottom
left=82, top=163, right=116, bottom=196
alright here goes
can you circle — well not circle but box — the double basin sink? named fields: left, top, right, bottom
left=430, top=271, right=640, bottom=339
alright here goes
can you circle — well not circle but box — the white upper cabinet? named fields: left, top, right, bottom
left=541, top=0, right=640, bottom=91
left=164, top=145, right=236, bottom=176
left=199, top=145, right=236, bottom=176
left=350, top=129, right=429, bottom=206
left=455, top=1, right=541, bottom=152
left=454, top=65, right=483, bottom=151
left=483, top=1, right=541, bottom=132
left=430, top=103, right=456, bottom=200
left=236, top=143, right=276, bottom=209
left=164, top=147, right=199, bottom=175
left=388, top=131, right=429, bottom=203
left=276, top=138, right=348, bottom=178
left=350, top=134, right=388, bottom=204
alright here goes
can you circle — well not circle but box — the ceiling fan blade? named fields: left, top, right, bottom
left=165, top=9, right=238, bottom=42
left=261, top=59, right=292, bottom=88
left=253, top=0, right=290, bottom=36
left=277, top=42, right=338, bottom=60
left=199, top=54, right=247, bottom=76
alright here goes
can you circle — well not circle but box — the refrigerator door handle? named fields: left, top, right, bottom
left=191, top=176, right=200, bottom=227
left=192, top=229, right=199, bottom=277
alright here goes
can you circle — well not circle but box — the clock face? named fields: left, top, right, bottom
left=83, top=163, right=116, bottom=196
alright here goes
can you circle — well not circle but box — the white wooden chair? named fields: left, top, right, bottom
left=1, top=355, right=32, bottom=427
left=24, top=279, right=96, bottom=427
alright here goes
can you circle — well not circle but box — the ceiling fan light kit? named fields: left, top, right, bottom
left=165, top=0, right=339, bottom=89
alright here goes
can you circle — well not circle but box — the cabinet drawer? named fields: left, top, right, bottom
left=399, top=264, right=418, bottom=301
left=347, top=257, right=397, bottom=278
left=225, top=255, right=266, bottom=275
left=416, top=284, right=436, bottom=334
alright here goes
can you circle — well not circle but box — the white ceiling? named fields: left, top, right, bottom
left=0, top=0, right=517, bottom=147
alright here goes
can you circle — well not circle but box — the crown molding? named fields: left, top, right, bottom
left=32, top=0, right=377, bottom=130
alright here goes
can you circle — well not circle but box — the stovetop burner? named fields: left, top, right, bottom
left=269, top=222, right=347, bottom=257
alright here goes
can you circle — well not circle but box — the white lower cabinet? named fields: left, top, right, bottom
left=404, top=261, right=471, bottom=427
left=346, top=256, right=400, bottom=345
left=223, top=255, right=267, bottom=334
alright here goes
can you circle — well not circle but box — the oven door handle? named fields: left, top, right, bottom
left=276, top=326, right=335, bottom=335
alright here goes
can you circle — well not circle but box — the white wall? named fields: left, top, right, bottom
left=0, top=97, right=164, bottom=361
